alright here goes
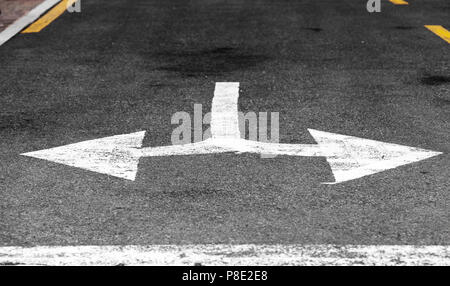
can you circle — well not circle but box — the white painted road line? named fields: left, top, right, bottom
left=211, top=82, right=241, bottom=139
left=22, top=82, right=442, bottom=184
left=0, top=0, right=60, bottom=47
left=0, top=245, right=449, bottom=266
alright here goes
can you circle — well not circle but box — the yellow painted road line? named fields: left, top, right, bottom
left=0, top=0, right=60, bottom=46
left=21, top=0, right=77, bottom=33
left=425, top=25, right=450, bottom=44
left=389, top=0, right=409, bottom=5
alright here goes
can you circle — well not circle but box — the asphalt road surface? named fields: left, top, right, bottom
left=0, top=0, right=449, bottom=250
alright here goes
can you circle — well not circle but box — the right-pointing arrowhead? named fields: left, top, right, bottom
left=308, top=129, right=442, bottom=184
left=21, top=131, right=146, bottom=181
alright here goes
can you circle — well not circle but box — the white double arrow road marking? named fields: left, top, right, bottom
left=22, top=82, right=442, bottom=184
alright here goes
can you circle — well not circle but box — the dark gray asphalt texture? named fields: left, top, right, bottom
left=0, top=0, right=449, bottom=246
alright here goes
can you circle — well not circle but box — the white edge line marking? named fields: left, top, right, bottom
left=0, top=0, right=60, bottom=47
left=0, top=245, right=449, bottom=266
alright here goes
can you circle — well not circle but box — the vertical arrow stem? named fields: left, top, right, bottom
left=211, top=82, right=241, bottom=140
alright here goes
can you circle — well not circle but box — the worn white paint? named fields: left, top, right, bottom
left=22, top=131, right=146, bottom=180
left=0, top=244, right=449, bottom=266
left=308, top=129, right=442, bottom=184
left=211, top=82, right=241, bottom=140
left=21, top=82, right=442, bottom=183
left=0, top=0, right=60, bottom=47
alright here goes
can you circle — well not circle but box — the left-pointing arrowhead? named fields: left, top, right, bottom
left=21, top=131, right=146, bottom=180
left=308, top=129, right=442, bottom=184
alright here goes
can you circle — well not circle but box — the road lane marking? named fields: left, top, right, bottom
left=0, top=245, right=449, bottom=266
left=21, top=82, right=442, bottom=184
left=21, top=0, right=78, bottom=33
left=425, top=25, right=450, bottom=44
left=211, top=82, right=241, bottom=140
left=0, top=0, right=60, bottom=46
left=389, top=0, right=408, bottom=5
